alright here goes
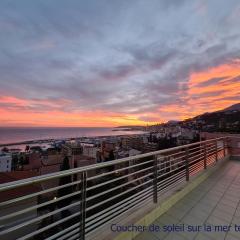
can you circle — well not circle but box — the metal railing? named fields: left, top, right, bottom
left=0, top=137, right=228, bottom=240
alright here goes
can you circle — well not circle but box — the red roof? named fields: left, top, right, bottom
left=0, top=171, right=41, bottom=202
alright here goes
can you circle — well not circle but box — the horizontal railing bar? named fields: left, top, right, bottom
left=159, top=159, right=186, bottom=169
left=188, top=149, right=202, bottom=157
left=65, top=233, right=78, bottom=240
left=158, top=150, right=185, bottom=158
left=187, top=145, right=202, bottom=151
left=206, top=145, right=217, bottom=152
left=0, top=179, right=82, bottom=207
left=188, top=155, right=204, bottom=165
left=87, top=194, right=154, bottom=230
left=86, top=192, right=154, bottom=238
left=86, top=187, right=154, bottom=233
left=156, top=159, right=183, bottom=172
left=87, top=172, right=153, bottom=202
left=158, top=158, right=187, bottom=171
left=158, top=177, right=185, bottom=193
left=87, top=159, right=154, bottom=181
left=56, top=229, right=79, bottom=240
left=165, top=158, right=186, bottom=168
left=87, top=188, right=153, bottom=228
left=86, top=198, right=156, bottom=238
left=57, top=227, right=79, bottom=240
left=205, top=142, right=216, bottom=147
left=190, top=158, right=204, bottom=167
left=87, top=164, right=153, bottom=192
left=158, top=177, right=185, bottom=196
left=86, top=188, right=153, bottom=231
left=207, top=147, right=219, bottom=154
left=165, top=163, right=186, bottom=173
left=157, top=171, right=185, bottom=189
left=189, top=155, right=204, bottom=164
left=158, top=175, right=185, bottom=192
left=86, top=178, right=153, bottom=211
left=0, top=137, right=227, bottom=192
left=46, top=222, right=80, bottom=240
left=0, top=201, right=80, bottom=235
left=158, top=155, right=185, bottom=165
left=157, top=169, right=185, bottom=182
left=188, top=146, right=208, bottom=157
left=206, top=149, right=217, bottom=156
left=157, top=164, right=186, bottom=178
left=86, top=185, right=153, bottom=222
left=17, top=211, right=81, bottom=240
left=0, top=187, right=82, bottom=221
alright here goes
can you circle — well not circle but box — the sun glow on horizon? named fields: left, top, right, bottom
left=0, top=63, right=239, bottom=127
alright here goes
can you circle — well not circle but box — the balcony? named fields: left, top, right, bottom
left=0, top=136, right=239, bottom=240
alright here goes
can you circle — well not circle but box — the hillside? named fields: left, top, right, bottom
left=222, top=103, right=240, bottom=112
left=184, top=103, right=240, bottom=133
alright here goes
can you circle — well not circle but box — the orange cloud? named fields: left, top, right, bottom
left=189, top=60, right=240, bottom=86
left=0, top=60, right=239, bottom=127
left=185, top=61, right=240, bottom=115
left=154, top=61, right=240, bottom=121
left=0, top=96, right=145, bottom=127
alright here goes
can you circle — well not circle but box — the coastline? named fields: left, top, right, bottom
left=0, top=132, right=147, bottom=148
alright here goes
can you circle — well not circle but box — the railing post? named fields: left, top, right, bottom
left=215, top=140, right=218, bottom=163
left=223, top=138, right=226, bottom=157
left=153, top=155, right=158, bottom=203
left=80, top=171, right=87, bottom=240
left=204, top=143, right=207, bottom=170
left=185, top=147, right=189, bottom=181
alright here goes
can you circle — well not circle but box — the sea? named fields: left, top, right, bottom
left=0, top=127, right=145, bottom=146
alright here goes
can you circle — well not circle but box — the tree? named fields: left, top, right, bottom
left=1, top=147, right=9, bottom=152
left=108, top=150, right=115, bottom=161
left=25, top=145, right=30, bottom=152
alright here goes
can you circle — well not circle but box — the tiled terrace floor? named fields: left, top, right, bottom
left=135, top=160, right=240, bottom=240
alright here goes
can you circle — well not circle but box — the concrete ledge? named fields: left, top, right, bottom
left=113, top=156, right=229, bottom=240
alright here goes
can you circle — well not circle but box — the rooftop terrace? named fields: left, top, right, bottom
left=0, top=136, right=239, bottom=240
left=135, top=159, right=240, bottom=240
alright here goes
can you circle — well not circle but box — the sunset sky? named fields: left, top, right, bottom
left=0, top=0, right=239, bottom=127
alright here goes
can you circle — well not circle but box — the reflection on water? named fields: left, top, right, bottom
left=0, top=127, right=145, bottom=145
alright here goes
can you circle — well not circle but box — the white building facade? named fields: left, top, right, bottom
left=0, top=152, right=12, bottom=172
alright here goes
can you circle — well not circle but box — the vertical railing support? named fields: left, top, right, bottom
left=153, top=155, right=158, bottom=203
left=185, top=148, right=189, bottom=181
left=223, top=138, right=226, bottom=157
left=215, top=140, right=218, bottom=163
left=80, top=171, right=87, bottom=240
left=204, top=143, right=207, bottom=170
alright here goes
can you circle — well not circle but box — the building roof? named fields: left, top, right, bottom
left=0, top=171, right=41, bottom=202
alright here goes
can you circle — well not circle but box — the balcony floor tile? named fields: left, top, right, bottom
left=134, top=160, right=240, bottom=240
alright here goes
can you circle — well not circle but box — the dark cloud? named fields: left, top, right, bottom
left=190, top=89, right=227, bottom=99
left=222, top=75, right=240, bottom=85
left=97, top=64, right=135, bottom=82
left=0, top=0, right=240, bottom=122
left=196, top=77, right=229, bottom=87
